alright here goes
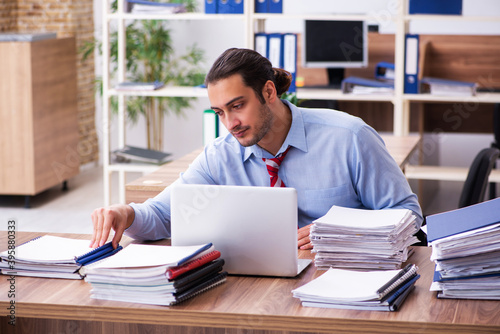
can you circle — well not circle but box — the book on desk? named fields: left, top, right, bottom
left=81, top=242, right=227, bottom=306
left=292, top=264, right=420, bottom=311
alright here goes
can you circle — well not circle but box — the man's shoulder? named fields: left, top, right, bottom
left=299, top=106, right=367, bottom=132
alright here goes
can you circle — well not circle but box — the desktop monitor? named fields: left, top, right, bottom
left=303, top=20, right=368, bottom=88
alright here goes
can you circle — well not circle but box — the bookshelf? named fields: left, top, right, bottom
left=101, top=0, right=500, bottom=205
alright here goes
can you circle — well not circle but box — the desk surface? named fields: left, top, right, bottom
left=1, top=232, right=499, bottom=334
left=125, top=135, right=420, bottom=204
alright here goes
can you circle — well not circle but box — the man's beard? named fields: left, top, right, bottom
left=233, top=102, right=274, bottom=147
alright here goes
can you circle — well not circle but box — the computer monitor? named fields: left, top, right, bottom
left=303, top=20, right=368, bottom=88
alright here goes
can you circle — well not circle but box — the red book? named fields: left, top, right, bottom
left=167, top=250, right=221, bottom=280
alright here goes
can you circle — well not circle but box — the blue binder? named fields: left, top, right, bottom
left=375, top=62, right=395, bottom=81
left=254, top=32, right=269, bottom=57
left=426, top=197, right=500, bottom=243
left=409, top=0, right=462, bottom=15
left=218, top=0, right=244, bottom=14
left=267, top=33, right=284, bottom=68
left=205, top=0, right=217, bottom=14
left=254, top=0, right=267, bottom=13
left=268, top=0, right=282, bottom=13
left=404, top=34, right=420, bottom=94
left=283, top=33, right=297, bottom=93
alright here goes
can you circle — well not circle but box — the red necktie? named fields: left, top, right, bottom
left=262, top=147, right=290, bottom=187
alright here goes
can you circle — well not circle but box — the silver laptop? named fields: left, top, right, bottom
left=170, top=184, right=311, bottom=277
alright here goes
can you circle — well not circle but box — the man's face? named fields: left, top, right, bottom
left=208, top=74, right=273, bottom=147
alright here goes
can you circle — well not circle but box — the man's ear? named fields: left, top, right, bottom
left=262, top=80, right=277, bottom=103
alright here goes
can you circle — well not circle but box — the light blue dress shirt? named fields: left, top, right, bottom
left=127, top=100, right=423, bottom=241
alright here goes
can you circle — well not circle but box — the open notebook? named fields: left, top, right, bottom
left=170, top=184, right=311, bottom=277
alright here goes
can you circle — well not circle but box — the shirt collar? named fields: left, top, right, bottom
left=243, top=99, right=308, bottom=161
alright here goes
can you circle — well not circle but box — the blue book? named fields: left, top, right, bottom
left=426, top=197, right=500, bottom=243
left=409, top=0, right=462, bottom=15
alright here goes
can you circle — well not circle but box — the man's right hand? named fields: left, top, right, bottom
left=90, top=204, right=135, bottom=249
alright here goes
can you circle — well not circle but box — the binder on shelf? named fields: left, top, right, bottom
left=268, top=33, right=284, bottom=68
left=426, top=197, right=500, bottom=243
left=115, top=81, right=164, bottom=91
left=203, top=109, right=220, bottom=145
left=375, top=62, right=395, bottom=81
left=283, top=33, right=297, bottom=93
left=254, top=32, right=269, bottom=58
left=409, top=0, right=462, bottom=15
left=205, top=0, right=218, bottom=14
left=254, top=0, right=267, bottom=13
left=404, top=34, right=420, bottom=94
left=112, top=145, right=172, bottom=165
left=126, top=0, right=187, bottom=14
left=268, top=0, right=282, bottom=13
left=341, top=76, right=394, bottom=95
left=217, top=0, right=244, bottom=14
left=420, top=77, right=477, bottom=97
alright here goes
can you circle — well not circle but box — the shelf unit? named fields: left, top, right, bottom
left=101, top=0, right=500, bottom=205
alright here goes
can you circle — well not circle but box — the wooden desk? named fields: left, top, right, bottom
left=1, top=232, right=499, bottom=334
left=125, top=135, right=420, bottom=204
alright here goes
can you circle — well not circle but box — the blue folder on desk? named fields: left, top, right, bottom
left=426, top=197, right=500, bottom=243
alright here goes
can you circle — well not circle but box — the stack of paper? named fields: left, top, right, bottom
left=127, top=0, right=186, bottom=14
left=0, top=236, right=120, bottom=279
left=310, top=206, right=419, bottom=270
left=427, top=198, right=500, bottom=299
left=80, top=243, right=227, bottom=306
left=292, top=264, right=420, bottom=311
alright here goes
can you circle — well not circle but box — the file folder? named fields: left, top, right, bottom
left=409, top=0, right=462, bottom=15
left=375, top=62, right=395, bottom=81
left=426, top=197, right=500, bottom=243
left=268, top=33, right=284, bottom=68
left=268, top=0, right=282, bottom=13
left=254, top=32, right=269, bottom=57
left=218, top=0, right=244, bottom=14
left=283, top=33, right=297, bottom=93
left=254, top=0, right=267, bottom=13
left=205, top=0, right=217, bottom=14
left=203, top=109, right=219, bottom=145
left=404, top=34, right=420, bottom=94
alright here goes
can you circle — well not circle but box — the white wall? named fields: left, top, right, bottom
left=92, top=0, right=500, bottom=167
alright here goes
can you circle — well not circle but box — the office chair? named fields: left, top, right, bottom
left=489, top=103, right=500, bottom=199
left=415, top=147, right=500, bottom=246
left=458, top=147, right=500, bottom=208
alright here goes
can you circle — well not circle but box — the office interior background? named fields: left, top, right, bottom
left=1, top=0, right=499, bottom=233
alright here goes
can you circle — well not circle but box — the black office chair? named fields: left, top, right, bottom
left=415, top=147, right=500, bottom=246
left=458, top=147, right=500, bottom=208
left=488, top=103, right=500, bottom=199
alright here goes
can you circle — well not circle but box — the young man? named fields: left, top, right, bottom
left=90, top=48, right=423, bottom=250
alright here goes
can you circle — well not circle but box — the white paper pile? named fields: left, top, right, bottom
left=310, top=206, right=419, bottom=270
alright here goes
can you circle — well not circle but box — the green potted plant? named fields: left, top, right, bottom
left=82, top=1, right=205, bottom=151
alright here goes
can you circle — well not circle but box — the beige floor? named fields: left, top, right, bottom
left=0, top=166, right=468, bottom=234
left=0, top=167, right=140, bottom=234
